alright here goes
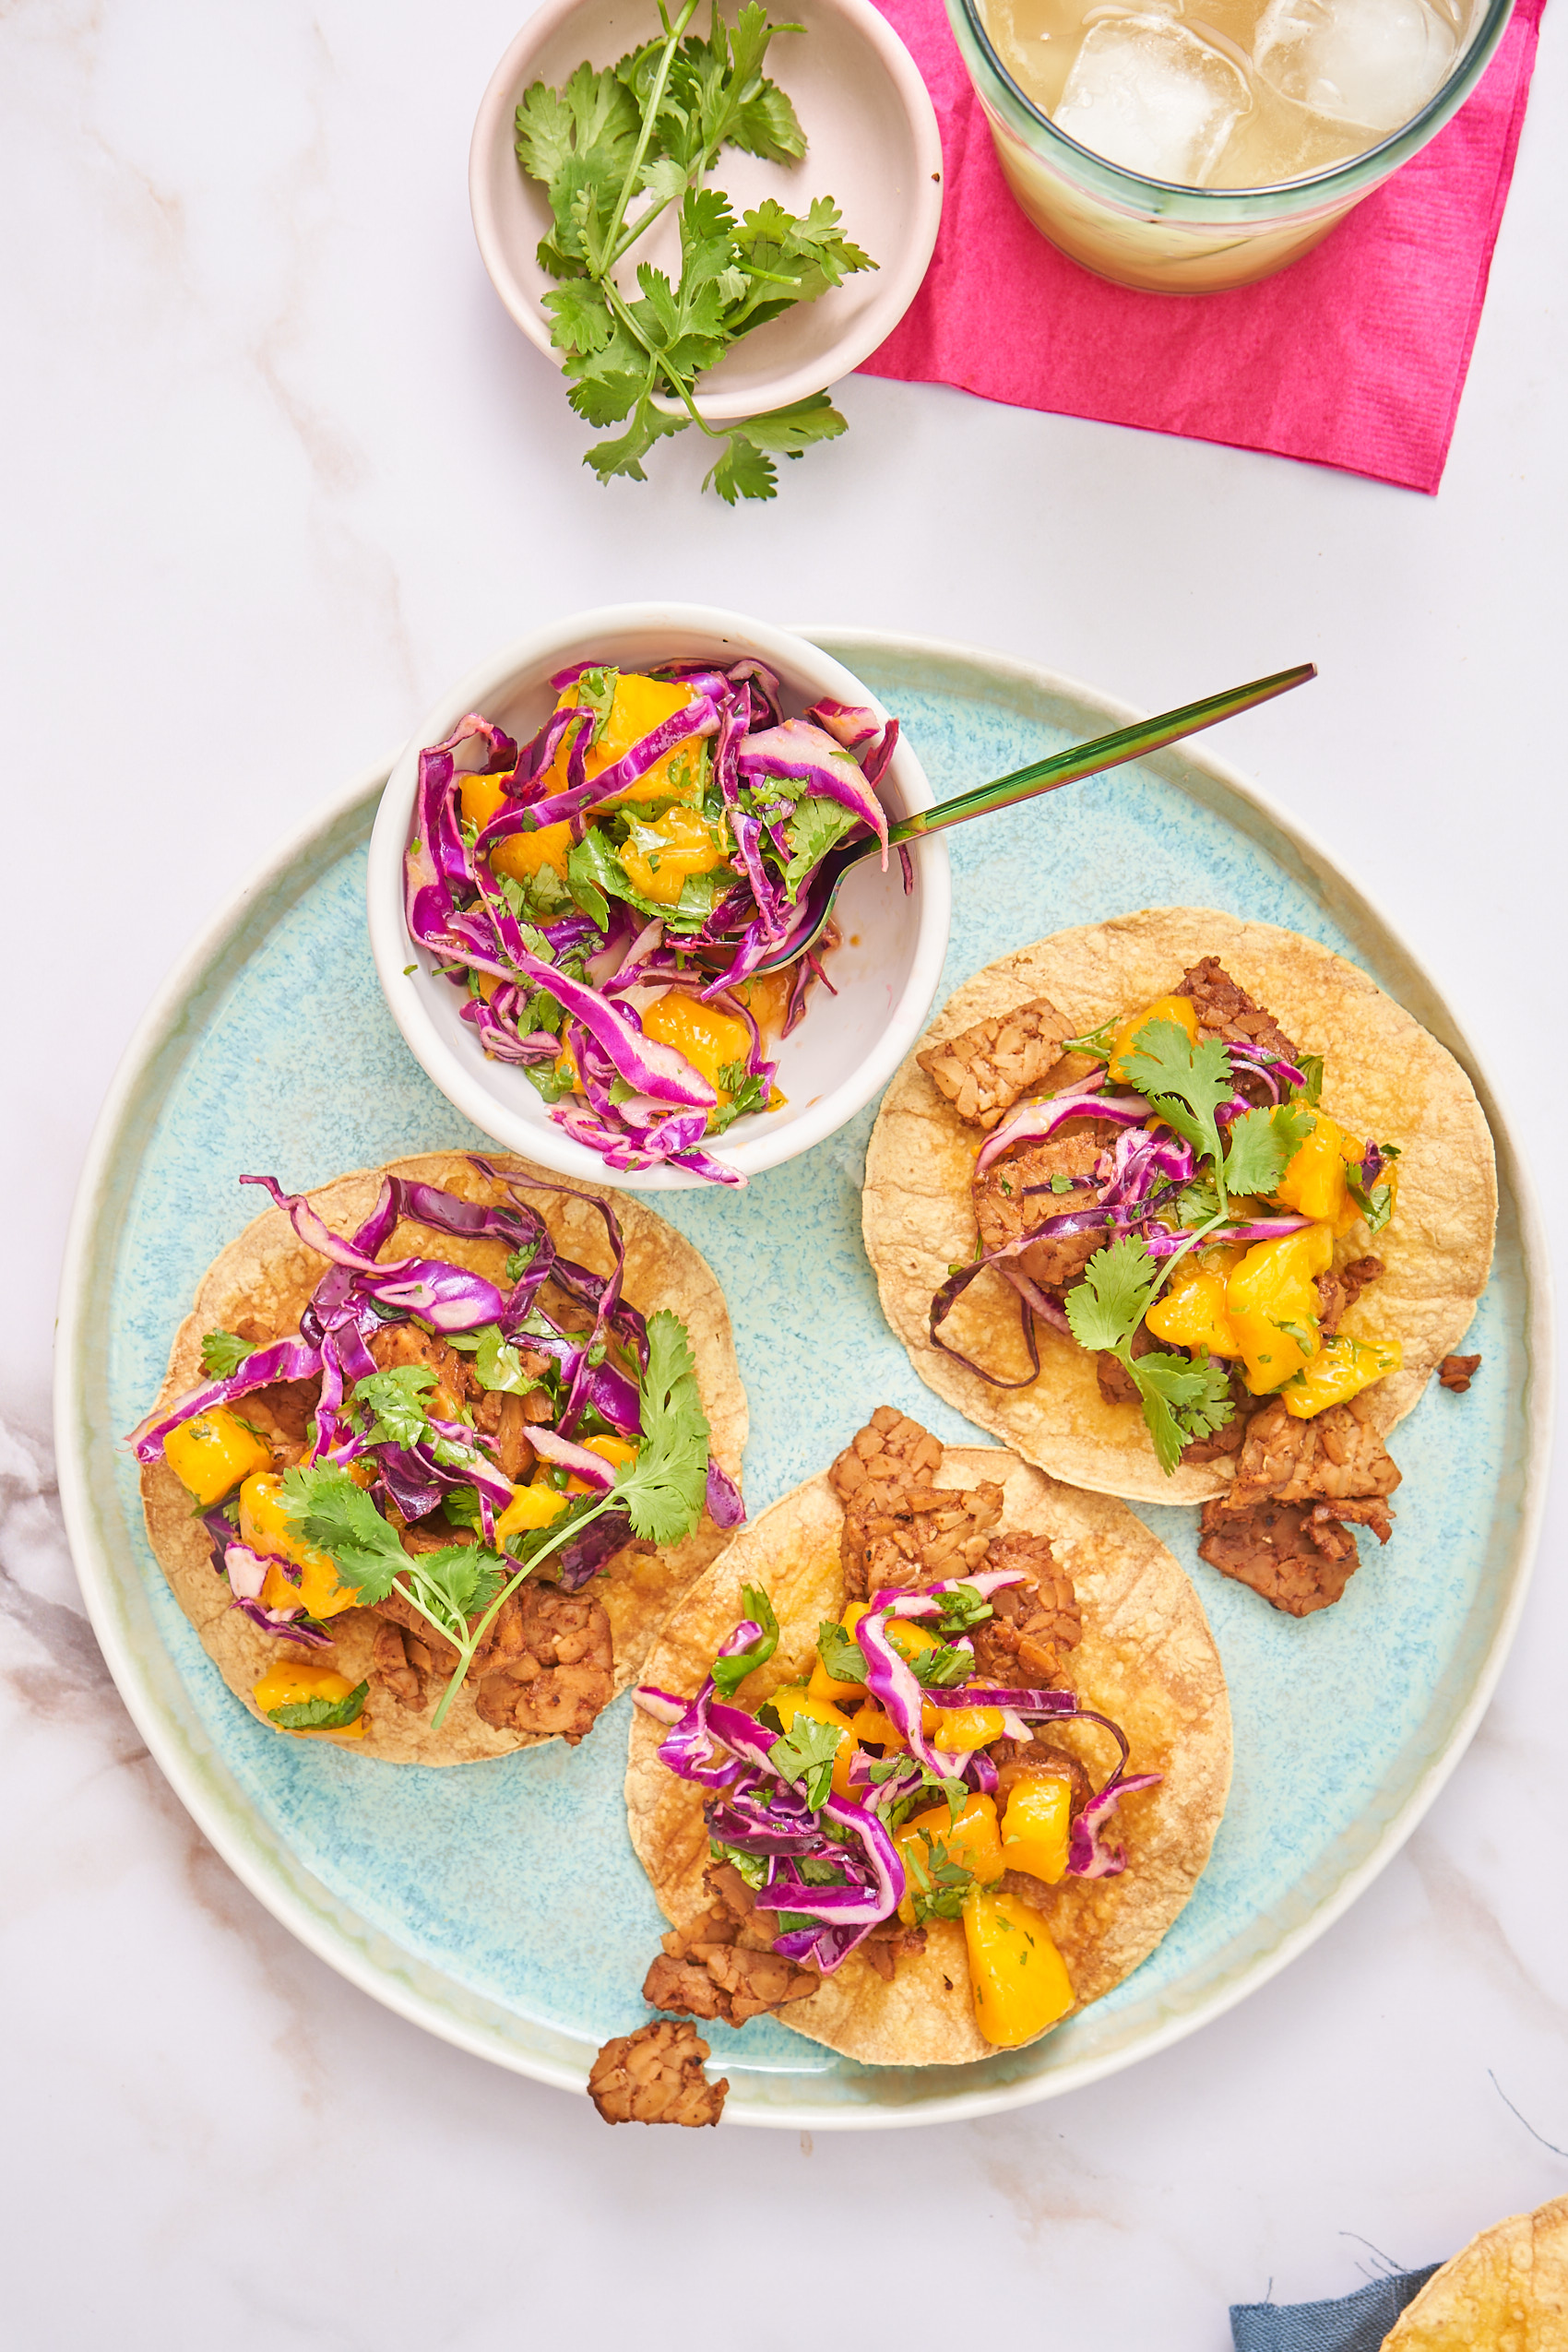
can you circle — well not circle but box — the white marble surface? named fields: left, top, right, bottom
left=5, top=1, right=1567, bottom=2341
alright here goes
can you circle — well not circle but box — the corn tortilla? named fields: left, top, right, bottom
left=863, top=909, right=1498, bottom=1503
left=139, top=1151, right=747, bottom=1764
left=1384, top=2194, right=1568, bottom=2349
left=626, top=1444, right=1230, bottom=2066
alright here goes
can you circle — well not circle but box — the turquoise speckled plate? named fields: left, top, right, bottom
left=54, top=631, right=1550, bottom=2129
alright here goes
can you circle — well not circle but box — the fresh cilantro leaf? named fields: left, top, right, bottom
left=781, top=791, right=859, bottom=898
left=403, top=1544, right=506, bottom=1626
left=279, top=1465, right=408, bottom=1605
left=505, top=1240, right=541, bottom=1284
left=1067, top=1239, right=1234, bottom=1472
left=200, top=1329, right=258, bottom=1379
left=770, top=1909, right=822, bottom=1932
left=613, top=1309, right=710, bottom=1546
left=816, top=1621, right=869, bottom=1685
left=711, top=1585, right=779, bottom=1698
left=1064, top=1236, right=1161, bottom=1357
left=706, top=394, right=849, bottom=505
left=903, top=1834, right=975, bottom=1924
left=351, top=1364, right=438, bottom=1451
left=707, top=1058, right=769, bottom=1136
left=522, top=1056, right=576, bottom=1107
left=908, top=1642, right=974, bottom=1690
left=265, top=1680, right=368, bottom=1732
left=1346, top=1146, right=1400, bottom=1234
left=454, top=1324, right=539, bottom=1396
left=768, top=1714, right=843, bottom=1810
left=1119, top=1020, right=1236, bottom=1199
left=933, top=1584, right=994, bottom=1634
left=1129, top=1351, right=1236, bottom=1477
left=1050, top=1172, right=1075, bottom=1194
left=572, top=667, right=619, bottom=741
left=1222, top=1102, right=1316, bottom=1200
left=797, top=1856, right=846, bottom=1887
left=709, top=1840, right=766, bottom=1889
left=443, top=1486, right=482, bottom=1531
left=1292, top=1053, right=1325, bottom=1107
left=1176, top=1173, right=1222, bottom=1229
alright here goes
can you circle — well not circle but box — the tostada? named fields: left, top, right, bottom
left=591, top=1407, right=1229, bottom=2120
left=130, top=1151, right=745, bottom=1760
left=861, top=909, right=1496, bottom=1615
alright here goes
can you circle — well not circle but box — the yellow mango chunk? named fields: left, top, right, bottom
left=641, top=992, right=754, bottom=1096
left=458, top=770, right=512, bottom=833
left=770, top=1685, right=857, bottom=1800
left=252, top=1659, right=366, bottom=1740
left=1226, top=1222, right=1336, bottom=1395
left=809, top=1601, right=871, bottom=1705
left=734, top=968, right=793, bottom=1035
left=1000, top=1772, right=1074, bottom=1885
left=897, top=1793, right=1005, bottom=1923
left=239, top=1472, right=358, bottom=1621
left=540, top=673, right=700, bottom=809
left=1283, top=1332, right=1404, bottom=1419
left=929, top=1703, right=1010, bottom=1752
left=618, top=807, right=731, bottom=906
left=494, top=1481, right=568, bottom=1543
left=885, top=1618, right=942, bottom=1666
left=1145, top=1263, right=1242, bottom=1358
left=1109, top=993, right=1199, bottom=1083
left=1275, top=1111, right=1358, bottom=1228
left=162, top=1408, right=272, bottom=1508
left=490, top=819, right=576, bottom=886
left=964, top=1888, right=1075, bottom=2046
left=847, top=1699, right=906, bottom=1752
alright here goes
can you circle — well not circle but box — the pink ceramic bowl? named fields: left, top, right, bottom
left=469, top=0, right=944, bottom=422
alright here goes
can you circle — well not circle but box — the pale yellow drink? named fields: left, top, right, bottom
left=981, top=0, right=1471, bottom=186
left=958, top=0, right=1490, bottom=289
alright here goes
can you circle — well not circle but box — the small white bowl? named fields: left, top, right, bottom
left=366, top=604, right=952, bottom=1190
left=469, top=0, right=944, bottom=422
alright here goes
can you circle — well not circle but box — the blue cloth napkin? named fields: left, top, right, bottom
left=1230, top=2267, right=1441, bottom=2351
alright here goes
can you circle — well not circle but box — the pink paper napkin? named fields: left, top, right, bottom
left=860, top=0, right=1546, bottom=491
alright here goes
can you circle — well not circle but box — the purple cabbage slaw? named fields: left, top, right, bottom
left=403, top=659, right=902, bottom=1186
left=931, top=1029, right=1328, bottom=1393
left=636, top=1573, right=1158, bottom=1976
left=129, top=1159, right=743, bottom=1645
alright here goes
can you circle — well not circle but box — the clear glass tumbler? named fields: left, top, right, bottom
left=945, top=0, right=1515, bottom=292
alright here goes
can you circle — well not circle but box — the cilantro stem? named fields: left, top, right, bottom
left=602, top=0, right=701, bottom=261
left=424, top=1490, right=623, bottom=1731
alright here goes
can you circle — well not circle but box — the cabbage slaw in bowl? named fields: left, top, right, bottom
left=403, top=654, right=904, bottom=1185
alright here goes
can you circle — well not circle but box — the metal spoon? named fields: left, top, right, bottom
left=750, top=661, right=1317, bottom=975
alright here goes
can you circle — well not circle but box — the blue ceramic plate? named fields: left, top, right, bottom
left=54, top=632, right=1551, bottom=2128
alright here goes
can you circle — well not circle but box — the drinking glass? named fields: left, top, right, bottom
left=946, top=0, right=1515, bottom=291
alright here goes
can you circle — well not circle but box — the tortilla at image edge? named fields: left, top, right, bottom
left=137, top=1150, right=748, bottom=1766
left=626, top=1444, right=1232, bottom=2070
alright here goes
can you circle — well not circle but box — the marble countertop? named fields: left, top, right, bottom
left=5, top=1, right=1566, bottom=2342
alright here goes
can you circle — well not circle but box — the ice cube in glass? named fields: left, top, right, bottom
left=1053, top=12, right=1254, bottom=184
left=1254, top=0, right=1460, bottom=130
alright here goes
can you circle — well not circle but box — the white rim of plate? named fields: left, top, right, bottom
left=468, top=0, right=945, bottom=422
left=53, top=629, right=1555, bottom=2129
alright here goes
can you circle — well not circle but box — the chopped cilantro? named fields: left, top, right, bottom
left=767, top=1714, right=844, bottom=1810
left=711, top=1585, right=779, bottom=1698
left=200, top=1329, right=259, bottom=1379
left=265, top=1680, right=368, bottom=1732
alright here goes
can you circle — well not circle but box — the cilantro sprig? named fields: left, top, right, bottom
left=201, top=1329, right=259, bottom=1379
left=516, top=0, right=875, bottom=500
left=1065, top=1236, right=1234, bottom=1475
left=280, top=1307, right=711, bottom=1730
